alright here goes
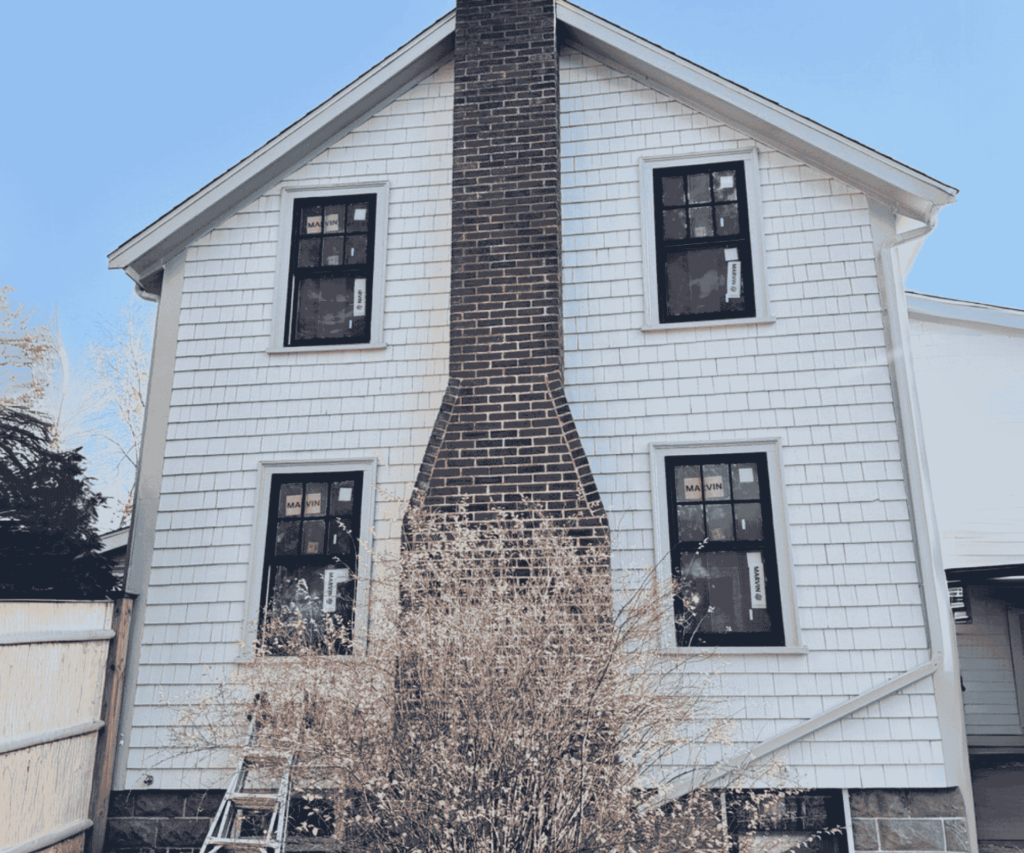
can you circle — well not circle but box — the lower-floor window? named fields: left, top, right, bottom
left=666, top=452, right=784, bottom=646
left=259, top=471, right=364, bottom=652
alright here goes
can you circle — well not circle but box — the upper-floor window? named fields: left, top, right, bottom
left=640, top=150, right=770, bottom=330
left=654, top=161, right=754, bottom=323
left=285, top=194, right=376, bottom=346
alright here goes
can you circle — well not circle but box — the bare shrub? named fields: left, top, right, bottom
left=178, top=501, right=818, bottom=853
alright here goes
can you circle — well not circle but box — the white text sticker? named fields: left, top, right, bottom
left=353, top=279, right=367, bottom=317
left=305, top=491, right=322, bottom=515
left=747, top=552, right=766, bottom=609
left=285, top=495, right=302, bottom=516
left=725, top=260, right=742, bottom=301
left=683, top=476, right=702, bottom=500
left=324, top=213, right=340, bottom=233
left=306, top=215, right=322, bottom=234
left=323, top=568, right=349, bottom=613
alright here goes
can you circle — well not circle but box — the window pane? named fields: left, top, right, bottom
left=294, top=279, right=322, bottom=340
left=712, top=170, right=738, bottom=202
left=302, top=519, right=326, bottom=555
left=304, top=483, right=327, bottom=516
left=662, top=208, right=687, bottom=240
left=706, top=503, right=734, bottom=541
left=324, top=205, right=343, bottom=233
left=734, top=502, right=763, bottom=540
left=301, top=206, right=323, bottom=235
left=678, top=552, right=771, bottom=636
left=731, top=463, right=760, bottom=500
left=348, top=203, right=370, bottom=232
left=702, top=463, right=731, bottom=501
left=689, top=205, right=713, bottom=239
left=675, top=464, right=703, bottom=502
left=330, top=480, right=357, bottom=515
left=345, top=233, right=368, bottom=265
left=661, top=175, right=687, bottom=206
left=322, top=236, right=344, bottom=266
left=297, top=237, right=321, bottom=268
left=677, top=504, right=705, bottom=542
left=328, top=518, right=356, bottom=561
left=270, top=567, right=327, bottom=646
left=716, top=203, right=740, bottom=236
left=275, top=521, right=300, bottom=556
left=687, top=172, right=712, bottom=204
left=278, top=483, right=304, bottom=518
left=316, top=277, right=353, bottom=340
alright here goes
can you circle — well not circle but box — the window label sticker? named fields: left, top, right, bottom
left=720, top=175, right=735, bottom=189
left=306, top=215, right=322, bottom=234
left=306, top=540, right=321, bottom=554
left=725, top=260, right=742, bottom=301
left=285, top=495, right=302, bottom=516
left=353, top=279, right=367, bottom=317
left=337, top=486, right=353, bottom=502
left=724, top=247, right=739, bottom=261
left=323, top=568, right=348, bottom=613
left=305, top=492, right=322, bottom=514
left=324, top=213, right=340, bottom=233
left=738, top=467, right=754, bottom=483
left=683, top=476, right=703, bottom=500
left=748, top=552, right=766, bottom=609
left=354, top=207, right=367, bottom=221
left=703, top=475, right=724, bottom=499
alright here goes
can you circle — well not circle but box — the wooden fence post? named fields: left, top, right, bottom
left=87, top=593, right=135, bottom=853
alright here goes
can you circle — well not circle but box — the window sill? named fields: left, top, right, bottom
left=641, top=315, right=777, bottom=334
left=660, top=644, right=809, bottom=656
left=266, top=342, right=388, bottom=355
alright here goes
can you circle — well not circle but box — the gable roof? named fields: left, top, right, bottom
left=110, top=1, right=957, bottom=286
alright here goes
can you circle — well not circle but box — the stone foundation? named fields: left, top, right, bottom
left=850, top=788, right=968, bottom=853
left=105, top=789, right=224, bottom=853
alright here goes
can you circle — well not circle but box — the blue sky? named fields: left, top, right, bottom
left=1, top=0, right=1020, bottom=364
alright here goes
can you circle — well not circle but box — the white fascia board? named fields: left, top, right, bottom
left=556, top=2, right=957, bottom=222
left=108, top=11, right=456, bottom=281
left=907, top=292, right=1024, bottom=336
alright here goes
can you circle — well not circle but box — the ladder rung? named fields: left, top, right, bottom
left=228, top=792, right=280, bottom=810
left=207, top=838, right=281, bottom=850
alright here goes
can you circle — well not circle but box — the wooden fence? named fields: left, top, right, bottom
left=0, top=597, right=133, bottom=853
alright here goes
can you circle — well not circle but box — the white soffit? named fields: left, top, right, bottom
left=108, top=11, right=456, bottom=283
left=556, top=1, right=957, bottom=223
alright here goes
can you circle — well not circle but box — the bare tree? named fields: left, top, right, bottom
left=88, top=302, right=153, bottom=526
left=175, top=502, right=823, bottom=853
left=0, top=285, right=57, bottom=411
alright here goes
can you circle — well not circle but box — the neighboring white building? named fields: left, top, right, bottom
left=102, top=2, right=1001, bottom=852
left=908, top=293, right=1024, bottom=852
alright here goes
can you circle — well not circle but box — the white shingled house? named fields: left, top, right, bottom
left=103, top=2, right=987, bottom=852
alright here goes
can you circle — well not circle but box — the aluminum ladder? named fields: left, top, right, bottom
left=199, top=718, right=294, bottom=853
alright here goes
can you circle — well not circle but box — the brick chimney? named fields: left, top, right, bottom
left=412, top=0, right=607, bottom=539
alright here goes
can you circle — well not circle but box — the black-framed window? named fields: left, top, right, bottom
left=654, top=161, right=754, bottom=323
left=727, top=789, right=847, bottom=853
left=285, top=195, right=375, bottom=346
left=260, top=472, right=364, bottom=652
left=666, top=453, right=784, bottom=646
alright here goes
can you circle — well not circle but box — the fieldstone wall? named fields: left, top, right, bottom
left=105, top=790, right=223, bottom=853
left=850, top=789, right=968, bottom=853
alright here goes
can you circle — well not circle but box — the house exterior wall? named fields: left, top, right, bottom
left=908, top=315, right=1024, bottom=570
left=559, top=47, right=944, bottom=790
left=121, top=62, right=455, bottom=790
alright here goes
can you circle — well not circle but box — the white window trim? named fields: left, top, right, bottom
left=241, top=457, right=378, bottom=658
left=649, top=439, right=803, bottom=654
left=268, top=181, right=390, bottom=353
left=639, top=148, right=774, bottom=332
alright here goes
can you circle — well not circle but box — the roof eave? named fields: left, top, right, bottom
left=556, top=2, right=957, bottom=222
left=108, top=11, right=456, bottom=281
